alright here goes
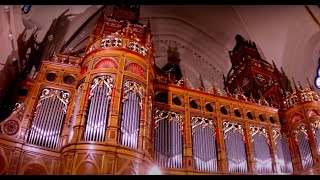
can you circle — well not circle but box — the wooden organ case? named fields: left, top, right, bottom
left=0, top=6, right=320, bottom=175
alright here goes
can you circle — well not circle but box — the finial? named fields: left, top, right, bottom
left=298, top=81, right=303, bottom=91
left=307, top=77, right=315, bottom=91
left=292, top=77, right=298, bottom=91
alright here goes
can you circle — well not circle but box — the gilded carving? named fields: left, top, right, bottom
left=154, top=109, right=183, bottom=132
left=89, top=75, right=114, bottom=99
left=222, top=121, right=245, bottom=140
left=250, top=125, right=269, bottom=144
left=293, top=125, right=308, bottom=142
left=191, top=116, right=215, bottom=134
left=36, top=88, right=70, bottom=113
left=122, top=80, right=145, bottom=108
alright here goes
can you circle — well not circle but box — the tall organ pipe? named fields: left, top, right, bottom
left=275, top=135, right=293, bottom=173
left=27, top=88, right=69, bottom=149
left=69, top=85, right=83, bottom=143
left=84, top=76, right=113, bottom=142
left=191, top=117, right=217, bottom=172
left=252, top=134, right=272, bottom=173
left=120, top=81, right=145, bottom=149
left=154, top=110, right=183, bottom=169
left=223, top=121, right=248, bottom=173
left=297, top=133, right=313, bottom=170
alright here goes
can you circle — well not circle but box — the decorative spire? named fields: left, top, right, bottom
left=292, top=77, right=298, bottom=92
left=298, top=81, right=303, bottom=91
left=307, top=77, right=314, bottom=91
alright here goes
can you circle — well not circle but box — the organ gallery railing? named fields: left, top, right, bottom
left=273, top=129, right=293, bottom=173
left=120, top=80, right=145, bottom=148
left=84, top=75, right=114, bottom=142
left=154, top=109, right=183, bottom=169
left=250, top=125, right=273, bottom=173
left=223, top=121, right=248, bottom=173
left=294, top=125, right=313, bottom=170
left=191, top=116, right=218, bottom=172
left=27, top=88, right=70, bottom=149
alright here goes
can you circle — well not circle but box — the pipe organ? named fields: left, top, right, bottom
left=68, top=84, right=84, bottom=143
left=250, top=126, right=272, bottom=173
left=120, top=81, right=145, bottom=148
left=191, top=117, right=218, bottom=172
left=311, top=121, right=320, bottom=153
left=154, top=110, right=183, bottom=169
left=84, top=76, right=113, bottom=142
left=294, top=125, right=314, bottom=170
left=27, top=88, right=70, bottom=149
left=1, top=5, right=320, bottom=175
left=223, top=121, right=248, bottom=173
left=273, top=130, right=293, bottom=173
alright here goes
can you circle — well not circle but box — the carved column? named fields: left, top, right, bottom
left=245, top=122, right=255, bottom=174
left=217, top=116, right=227, bottom=173
left=268, top=127, right=278, bottom=174
left=106, top=54, right=125, bottom=144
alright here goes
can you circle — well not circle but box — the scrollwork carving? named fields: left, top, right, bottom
left=293, top=125, right=308, bottom=142
left=191, top=116, right=215, bottom=135
left=89, top=76, right=114, bottom=99
left=222, top=121, right=244, bottom=141
left=272, top=129, right=282, bottom=144
left=122, top=81, right=145, bottom=109
left=36, top=88, right=70, bottom=113
left=250, top=125, right=269, bottom=144
left=310, top=120, right=320, bottom=138
left=154, top=109, right=183, bottom=133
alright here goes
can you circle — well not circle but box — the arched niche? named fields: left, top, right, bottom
left=308, top=109, right=319, bottom=118
left=290, top=113, right=304, bottom=124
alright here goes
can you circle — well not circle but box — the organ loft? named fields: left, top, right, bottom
left=1, top=5, right=320, bottom=175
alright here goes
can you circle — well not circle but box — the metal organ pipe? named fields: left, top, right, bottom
left=191, top=117, right=217, bottom=172
left=69, top=85, right=83, bottom=143
left=120, top=81, right=145, bottom=149
left=281, top=137, right=293, bottom=173
left=297, top=132, right=313, bottom=170
left=84, top=76, right=113, bottom=142
left=120, top=91, right=141, bottom=148
left=27, top=89, right=69, bottom=149
left=223, top=121, right=248, bottom=173
left=252, top=134, right=272, bottom=173
left=154, top=110, right=183, bottom=169
left=275, top=135, right=293, bottom=173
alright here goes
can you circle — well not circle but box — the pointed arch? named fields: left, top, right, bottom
left=308, top=109, right=319, bottom=117
left=290, top=113, right=304, bottom=123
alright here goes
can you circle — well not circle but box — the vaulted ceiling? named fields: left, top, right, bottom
left=1, top=5, right=320, bottom=93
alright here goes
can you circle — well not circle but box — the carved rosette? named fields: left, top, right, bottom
left=154, top=109, right=183, bottom=133
left=222, top=121, right=245, bottom=141
left=191, top=116, right=215, bottom=135
left=2, top=120, right=19, bottom=136
left=122, top=81, right=145, bottom=108
left=36, top=88, right=70, bottom=113
left=293, top=125, right=308, bottom=142
left=89, top=76, right=114, bottom=99
left=250, top=125, right=269, bottom=144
